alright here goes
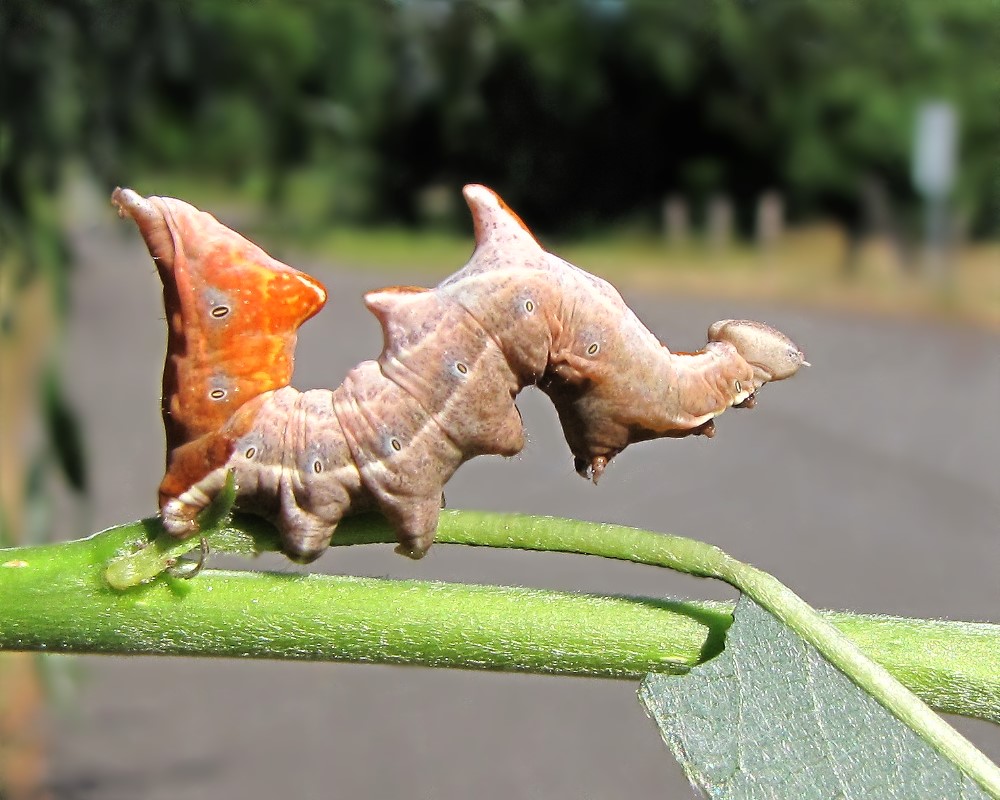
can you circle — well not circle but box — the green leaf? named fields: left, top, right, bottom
left=640, top=597, right=995, bottom=799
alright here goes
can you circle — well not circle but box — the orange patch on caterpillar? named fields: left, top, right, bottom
left=158, top=432, right=236, bottom=505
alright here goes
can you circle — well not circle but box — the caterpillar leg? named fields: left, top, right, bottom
left=381, top=494, right=443, bottom=559
left=575, top=455, right=609, bottom=483
left=157, top=435, right=234, bottom=537
left=276, top=510, right=340, bottom=564
left=334, top=364, right=465, bottom=559
left=257, top=389, right=357, bottom=562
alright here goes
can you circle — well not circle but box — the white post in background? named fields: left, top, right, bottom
left=662, top=195, right=689, bottom=247
left=755, top=190, right=784, bottom=265
left=707, top=194, right=732, bottom=253
left=912, top=102, right=958, bottom=281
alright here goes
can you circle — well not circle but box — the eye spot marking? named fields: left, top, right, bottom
left=587, top=343, right=600, bottom=356
left=735, top=380, right=742, bottom=393
left=210, top=389, right=226, bottom=400
left=245, top=447, right=257, bottom=459
left=456, top=362, right=468, bottom=375
left=313, top=460, right=323, bottom=474
left=390, top=438, right=402, bottom=452
left=211, top=306, right=230, bottom=319
left=524, top=299, right=534, bottom=313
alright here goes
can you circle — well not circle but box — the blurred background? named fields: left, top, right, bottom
left=2, top=2, right=998, bottom=798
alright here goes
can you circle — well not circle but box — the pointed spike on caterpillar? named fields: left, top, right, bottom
left=113, top=186, right=328, bottom=461
left=112, top=187, right=177, bottom=266
left=364, top=286, right=433, bottom=352
left=113, top=187, right=328, bottom=327
left=364, top=286, right=431, bottom=319
left=707, top=319, right=808, bottom=388
left=462, top=184, right=540, bottom=249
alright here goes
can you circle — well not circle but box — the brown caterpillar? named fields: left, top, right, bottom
left=113, top=184, right=807, bottom=562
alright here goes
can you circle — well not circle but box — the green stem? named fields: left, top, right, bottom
left=2, top=509, right=999, bottom=793
left=713, top=558, right=1000, bottom=795
left=0, top=530, right=997, bottom=718
left=432, top=512, right=1000, bottom=793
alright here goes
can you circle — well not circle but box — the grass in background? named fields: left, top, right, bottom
left=296, top=224, right=999, bottom=330
left=562, top=227, right=1000, bottom=330
left=126, top=171, right=1000, bottom=330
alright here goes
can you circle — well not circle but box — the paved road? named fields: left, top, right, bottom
left=48, top=195, right=999, bottom=798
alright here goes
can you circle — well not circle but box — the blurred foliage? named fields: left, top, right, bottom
left=1, top=0, right=997, bottom=271
left=40, top=364, right=88, bottom=496
left=374, top=0, right=998, bottom=235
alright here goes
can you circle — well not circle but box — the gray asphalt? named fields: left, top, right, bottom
left=47, top=193, right=999, bottom=798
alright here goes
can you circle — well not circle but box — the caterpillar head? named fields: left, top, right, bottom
left=708, top=319, right=809, bottom=389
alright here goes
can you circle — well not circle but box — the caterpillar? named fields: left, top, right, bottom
left=112, top=184, right=807, bottom=563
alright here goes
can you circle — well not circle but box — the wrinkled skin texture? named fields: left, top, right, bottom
left=113, top=185, right=808, bottom=563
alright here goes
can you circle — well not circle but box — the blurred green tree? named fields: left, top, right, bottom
left=373, top=0, right=997, bottom=237
left=3, top=0, right=995, bottom=246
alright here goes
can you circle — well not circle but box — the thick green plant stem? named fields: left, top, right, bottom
left=0, top=521, right=996, bottom=716
left=2, top=509, right=999, bottom=793
left=3, top=511, right=1000, bottom=724
left=429, top=511, right=1000, bottom=792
